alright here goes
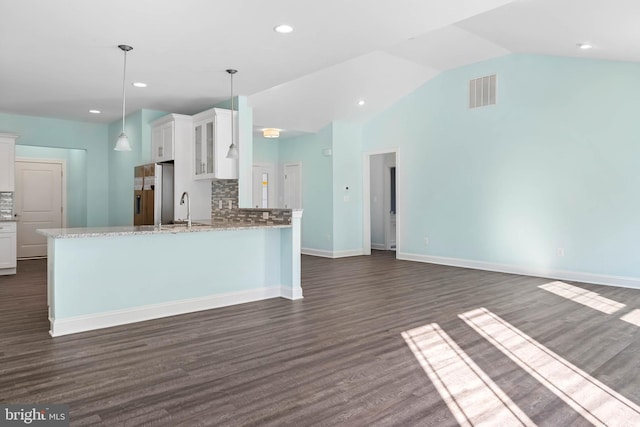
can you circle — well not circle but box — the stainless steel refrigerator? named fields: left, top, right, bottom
left=133, top=163, right=174, bottom=226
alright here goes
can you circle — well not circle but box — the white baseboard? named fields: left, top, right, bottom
left=281, top=286, right=304, bottom=300
left=301, top=248, right=334, bottom=258
left=398, top=252, right=640, bottom=290
left=371, top=243, right=386, bottom=250
left=333, top=249, right=365, bottom=258
left=301, top=247, right=365, bottom=259
left=0, top=267, right=16, bottom=276
left=50, top=286, right=283, bottom=337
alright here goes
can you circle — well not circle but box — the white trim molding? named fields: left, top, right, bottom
left=50, top=286, right=284, bottom=337
left=302, top=248, right=365, bottom=259
left=398, top=252, right=640, bottom=290
left=281, top=285, right=304, bottom=300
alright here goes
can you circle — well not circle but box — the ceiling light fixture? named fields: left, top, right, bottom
left=114, top=44, right=133, bottom=151
left=357, top=99, right=366, bottom=106
left=274, top=24, right=293, bottom=34
left=226, top=69, right=239, bottom=159
left=89, top=109, right=101, bottom=114
left=132, top=82, right=147, bottom=88
left=577, top=43, right=593, bottom=50
left=263, top=128, right=280, bottom=138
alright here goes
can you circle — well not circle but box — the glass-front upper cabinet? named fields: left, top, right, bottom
left=192, top=108, right=237, bottom=180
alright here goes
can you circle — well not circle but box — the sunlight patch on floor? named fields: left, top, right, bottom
left=460, top=307, right=640, bottom=426
left=620, top=309, right=640, bottom=328
left=539, top=281, right=625, bottom=314
left=402, top=323, right=535, bottom=427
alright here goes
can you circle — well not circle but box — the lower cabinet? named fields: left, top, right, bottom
left=0, top=221, right=17, bottom=275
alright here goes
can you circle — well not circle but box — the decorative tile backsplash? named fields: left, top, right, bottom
left=210, top=179, right=239, bottom=214
left=213, top=208, right=293, bottom=225
left=0, top=192, right=13, bottom=220
left=210, top=180, right=292, bottom=225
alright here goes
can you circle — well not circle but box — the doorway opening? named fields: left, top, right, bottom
left=252, top=163, right=277, bottom=208
left=363, top=150, right=398, bottom=256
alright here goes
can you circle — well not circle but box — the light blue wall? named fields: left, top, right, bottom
left=279, top=125, right=333, bottom=251
left=363, top=54, right=640, bottom=278
left=51, top=228, right=286, bottom=318
left=253, top=135, right=279, bottom=165
left=0, top=112, right=109, bottom=226
left=108, top=109, right=167, bottom=226
left=332, top=121, right=363, bottom=252
left=237, top=97, right=253, bottom=208
left=15, top=145, right=88, bottom=227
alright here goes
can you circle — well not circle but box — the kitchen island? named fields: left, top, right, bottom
left=38, top=211, right=302, bottom=336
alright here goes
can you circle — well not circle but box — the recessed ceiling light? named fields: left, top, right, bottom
left=89, top=109, right=101, bottom=114
left=577, top=43, right=593, bottom=50
left=357, top=100, right=366, bottom=106
left=132, top=82, right=147, bottom=87
left=274, top=24, right=293, bottom=34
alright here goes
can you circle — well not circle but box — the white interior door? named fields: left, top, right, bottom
left=15, top=160, right=64, bottom=259
left=283, top=163, right=302, bottom=209
left=252, top=163, right=276, bottom=208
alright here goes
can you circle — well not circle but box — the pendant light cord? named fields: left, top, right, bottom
left=121, top=48, right=127, bottom=133
left=230, top=71, right=234, bottom=147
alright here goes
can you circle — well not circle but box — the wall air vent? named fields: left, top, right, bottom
left=469, top=74, right=496, bottom=109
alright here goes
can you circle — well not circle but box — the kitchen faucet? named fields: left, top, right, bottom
left=180, top=191, right=191, bottom=228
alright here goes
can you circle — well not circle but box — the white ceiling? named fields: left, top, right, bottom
left=1, top=0, right=639, bottom=138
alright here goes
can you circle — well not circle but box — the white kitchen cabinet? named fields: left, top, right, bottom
left=0, top=133, right=17, bottom=192
left=192, top=108, right=237, bottom=180
left=151, top=114, right=191, bottom=163
left=0, top=221, right=17, bottom=275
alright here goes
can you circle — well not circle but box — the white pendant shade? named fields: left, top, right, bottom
left=226, top=143, right=239, bottom=159
left=114, top=132, right=131, bottom=151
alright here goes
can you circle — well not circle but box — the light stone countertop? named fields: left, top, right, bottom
left=37, top=219, right=291, bottom=239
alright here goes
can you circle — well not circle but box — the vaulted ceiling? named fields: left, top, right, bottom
left=1, top=0, right=638, bottom=137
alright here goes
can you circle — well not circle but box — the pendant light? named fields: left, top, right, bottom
left=114, top=44, right=133, bottom=151
left=226, top=69, right=239, bottom=159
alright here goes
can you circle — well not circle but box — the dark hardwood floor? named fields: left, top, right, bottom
left=2, top=251, right=640, bottom=426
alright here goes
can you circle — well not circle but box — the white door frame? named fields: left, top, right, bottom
left=362, top=148, right=399, bottom=256
left=15, top=157, right=67, bottom=228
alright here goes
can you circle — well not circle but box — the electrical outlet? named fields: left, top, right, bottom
left=218, top=200, right=223, bottom=209
left=228, top=200, right=233, bottom=210
left=557, top=247, right=565, bottom=257
left=424, top=236, right=429, bottom=245
left=262, top=212, right=269, bottom=220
